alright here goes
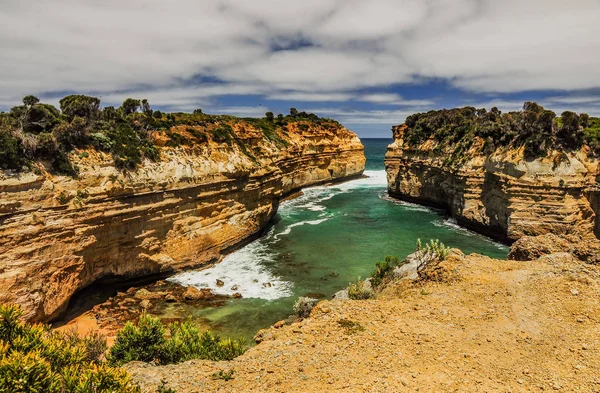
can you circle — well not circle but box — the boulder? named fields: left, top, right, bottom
left=140, top=299, right=152, bottom=309
left=183, top=286, right=209, bottom=300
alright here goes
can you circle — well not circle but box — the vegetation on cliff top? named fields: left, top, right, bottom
left=0, top=304, right=140, bottom=392
left=0, top=95, right=341, bottom=174
left=0, top=304, right=246, bottom=392
left=401, top=102, right=600, bottom=164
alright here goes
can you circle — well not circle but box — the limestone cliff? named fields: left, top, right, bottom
left=385, top=122, right=600, bottom=261
left=0, top=121, right=365, bottom=322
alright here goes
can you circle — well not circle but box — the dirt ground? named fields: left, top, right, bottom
left=125, top=252, right=600, bottom=392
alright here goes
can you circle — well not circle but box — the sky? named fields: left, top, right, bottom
left=1, top=0, right=600, bottom=138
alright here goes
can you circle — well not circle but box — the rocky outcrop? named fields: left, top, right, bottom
left=386, top=124, right=600, bottom=247
left=0, top=122, right=365, bottom=322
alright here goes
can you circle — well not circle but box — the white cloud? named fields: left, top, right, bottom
left=211, top=106, right=271, bottom=117
left=267, top=92, right=355, bottom=102
left=358, top=93, right=434, bottom=106
left=1, top=0, right=600, bottom=112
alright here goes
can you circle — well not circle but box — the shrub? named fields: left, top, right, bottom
left=0, top=129, right=26, bottom=170
left=162, top=321, right=245, bottom=363
left=415, top=239, right=450, bottom=276
left=371, top=256, right=402, bottom=287
left=293, top=297, right=318, bottom=318
left=36, top=132, right=58, bottom=158
left=59, top=95, right=101, bottom=121
left=107, top=311, right=167, bottom=366
left=212, top=124, right=234, bottom=144
left=108, top=313, right=246, bottom=366
left=347, top=279, right=373, bottom=300
left=0, top=304, right=140, bottom=393
left=90, top=132, right=113, bottom=151
left=52, top=149, right=79, bottom=177
left=107, top=123, right=150, bottom=169
left=53, top=328, right=107, bottom=364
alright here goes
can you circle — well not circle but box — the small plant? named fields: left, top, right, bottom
left=293, top=297, right=318, bottom=318
left=157, top=380, right=177, bottom=393
left=371, top=256, right=402, bottom=287
left=52, top=328, right=108, bottom=364
left=416, top=239, right=451, bottom=275
left=77, top=188, right=90, bottom=199
left=58, top=190, right=71, bottom=205
left=337, top=319, right=364, bottom=335
left=211, top=369, right=235, bottom=381
left=347, top=279, right=373, bottom=300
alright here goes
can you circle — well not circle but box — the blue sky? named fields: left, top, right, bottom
left=2, top=0, right=600, bottom=138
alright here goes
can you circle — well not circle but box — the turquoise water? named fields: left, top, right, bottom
left=167, top=138, right=509, bottom=340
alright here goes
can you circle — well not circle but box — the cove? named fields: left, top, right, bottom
left=165, top=139, right=509, bottom=340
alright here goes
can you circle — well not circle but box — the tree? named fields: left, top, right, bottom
left=153, top=110, right=163, bottom=119
left=120, top=98, right=141, bottom=116
left=265, top=111, right=274, bottom=121
left=558, top=111, right=583, bottom=148
left=580, top=113, right=590, bottom=129
left=289, top=108, right=298, bottom=117
left=22, top=95, right=40, bottom=107
left=141, top=99, right=152, bottom=116
left=59, top=95, right=100, bottom=120
left=538, top=110, right=556, bottom=134
left=101, top=106, right=117, bottom=122
left=193, top=109, right=203, bottom=115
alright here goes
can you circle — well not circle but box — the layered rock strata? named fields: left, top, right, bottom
left=385, top=124, right=600, bottom=260
left=0, top=122, right=365, bottom=322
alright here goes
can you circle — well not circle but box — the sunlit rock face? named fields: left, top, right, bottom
left=0, top=122, right=365, bottom=322
left=385, top=123, right=600, bottom=262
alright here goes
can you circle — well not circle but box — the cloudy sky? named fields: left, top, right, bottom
left=2, top=0, right=600, bottom=137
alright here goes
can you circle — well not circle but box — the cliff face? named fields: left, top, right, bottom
left=0, top=122, right=365, bottom=322
left=385, top=124, right=600, bottom=254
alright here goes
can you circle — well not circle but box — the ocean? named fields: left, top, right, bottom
left=166, top=138, right=509, bottom=339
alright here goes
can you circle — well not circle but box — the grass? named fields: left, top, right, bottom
left=337, top=319, right=365, bottom=335
left=211, top=369, right=235, bottom=381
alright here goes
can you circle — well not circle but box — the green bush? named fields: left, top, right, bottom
left=53, top=328, right=107, bottom=364
left=107, top=311, right=167, bottom=366
left=0, top=304, right=140, bottom=393
left=212, top=124, right=234, bottom=144
left=108, top=312, right=246, bottom=366
left=0, top=129, right=26, bottom=170
left=347, top=279, right=373, bottom=300
left=107, top=123, right=158, bottom=169
left=371, top=256, right=401, bottom=287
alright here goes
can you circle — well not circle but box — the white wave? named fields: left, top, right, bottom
left=379, top=193, right=434, bottom=212
left=433, top=218, right=509, bottom=250
left=168, top=242, right=293, bottom=300
left=331, top=170, right=387, bottom=190
left=168, top=171, right=387, bottom=300
left=275, top=217, right=330, bottom=239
